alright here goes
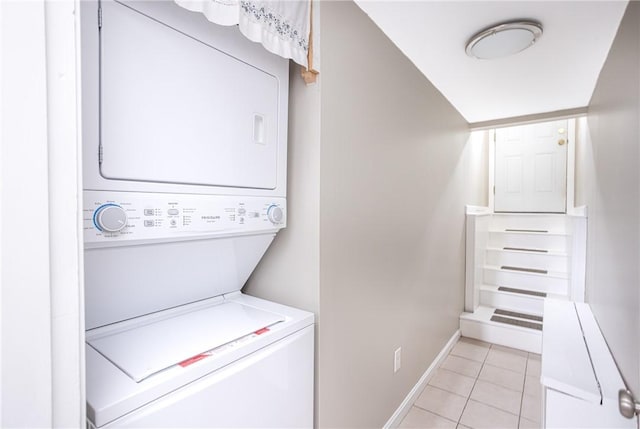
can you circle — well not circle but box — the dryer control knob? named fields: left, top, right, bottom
left=267, top=205, right=284, bottom=225
left=94, top=204, right=128, bottom=233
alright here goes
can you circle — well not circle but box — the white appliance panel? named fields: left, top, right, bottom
left=83, top=191, right=286, bottom=247
left=88, top=301, right=285, bottom=382
left=84, top=234, right=275, bottom=329
left=81, top=1, right=307, bottom=427
left=86, top=294, right=314, bottom=428
left=100, top=0, right=280, bottom=189
left=101, top=326, right=313, bottom=428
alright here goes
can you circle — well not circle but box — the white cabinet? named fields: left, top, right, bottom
left=542, top=300, right=636, bottom=428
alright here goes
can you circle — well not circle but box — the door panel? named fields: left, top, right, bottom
left=506, top=157, right=523, bottom=193
left=495, top=120, right=568, bottom=213
left=534, top=153, right=553, bottom=191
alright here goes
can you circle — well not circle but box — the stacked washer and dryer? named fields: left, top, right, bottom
left=81, top=1, right=314, bottom=427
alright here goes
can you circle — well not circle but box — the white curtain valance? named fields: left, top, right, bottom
left=175, top=0, right=312, bottom=69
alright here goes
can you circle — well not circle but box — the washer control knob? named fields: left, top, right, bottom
left=267, top=205, right=284, bottom=225
left=94, top=204, right=128, bottom=233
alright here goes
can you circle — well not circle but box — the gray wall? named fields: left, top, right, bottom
left=248, top=1, right=476, bottom=426
left=577, top=2, right=639, bottom=396
left=245, top=63, right=321, bottom=315
left=466, top=131, right=490, bottom=208
left=317, top=2, right=469, bottom=426
left=245, top=61, right=323, bottom=423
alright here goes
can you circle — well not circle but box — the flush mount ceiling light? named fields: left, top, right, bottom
left=465, top=21, right=543, bottom=60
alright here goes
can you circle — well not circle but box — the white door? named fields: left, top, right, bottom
left=495, top=120, right=568, bottom=213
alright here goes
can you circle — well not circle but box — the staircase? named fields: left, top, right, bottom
left=460, top=209, right=587, bottom=353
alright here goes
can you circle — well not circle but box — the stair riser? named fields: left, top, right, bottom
left=486, top=250, right=569, bottom=273
left=490, top=215, right=569, bottom=232
left=489, top=232, right=569, bottom=252
left=460, top=317, right=541, bottom=354
left=484, top=269, right=569, bottom=295
left=479, top=289, right=545, bottom=315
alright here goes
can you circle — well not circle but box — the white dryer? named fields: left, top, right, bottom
left=80, top=1, right=313, bottom=427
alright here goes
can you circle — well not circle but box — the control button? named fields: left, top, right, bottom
left=144, top=220, right=154, bottom=227
left=237, top=208, right=247, bottom=216
left=267, top=205, right=283, bottom=224
left=250, top=212, right=260, bottom=218
left=170, top=219, right=177, bottom=226
left=144, top=209, right=154, bottom=216
left=168, top=209, right=179, bottom=216
left=94, top=204, right=128, bottom=233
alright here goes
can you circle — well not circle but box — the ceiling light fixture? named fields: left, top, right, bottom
left=465, top=21, right=543, bottom=60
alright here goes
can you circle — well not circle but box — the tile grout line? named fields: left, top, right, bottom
left=462, top=394, right=525, bottom=419
left=518, top=353, right=530, bottom=428
left=456, top=341, right=491, bottom=426
left=405, top=342, right=537, bottom=428
left=411, top=345, right=485, bottom=427
left=419, top=383, right=469, bottom=401
left=421, top=351, right=480, bottom=426
left=478, top=353, right=528, bottom=421
left=462, top=343, right=531, bottom=427
left=411, top=384, right=466, bottom=424
left=428, top=340, right=532, bottom=428
left=471, top=363, right=527, bottom=394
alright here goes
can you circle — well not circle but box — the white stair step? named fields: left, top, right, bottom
left=486, top=247, right=569, bottom=273
left=488, top=230, right=569, bottom=252
left=479, top=285, right=568, bottom=315
left=485, top=264, right=568, bottom=279
left=460, top=306, right=541, bottom=353
left=490, top=213, right=570, bottom=233
left=483, top=265, right=569, bottom=295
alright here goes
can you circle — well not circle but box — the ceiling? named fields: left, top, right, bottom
left=354, top=1, right=629, bottom=124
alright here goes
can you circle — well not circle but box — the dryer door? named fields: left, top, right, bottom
left=99, top=1, right=280, bottom=190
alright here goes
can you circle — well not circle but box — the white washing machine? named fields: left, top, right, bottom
left=81, top=1, right=313, bottom=427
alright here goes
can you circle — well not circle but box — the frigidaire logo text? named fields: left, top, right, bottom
left=201, top=215, right=221, bottom=220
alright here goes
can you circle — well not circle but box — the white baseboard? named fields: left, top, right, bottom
left=383, top=330, right=461, bottom=428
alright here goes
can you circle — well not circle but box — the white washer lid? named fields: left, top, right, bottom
left=87, top=301, right=284, bottom=382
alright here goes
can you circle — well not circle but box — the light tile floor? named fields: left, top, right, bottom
left=400, top=337, right=542, bottom=429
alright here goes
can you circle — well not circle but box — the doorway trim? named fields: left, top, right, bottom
left=488, top=117, right=578, bottom=214
left=1, top=1, right=86, bottom=426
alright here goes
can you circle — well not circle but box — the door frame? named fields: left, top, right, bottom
left=1, top=1, right=86, bottom=426
left=488, top=117, right=577, bottom=214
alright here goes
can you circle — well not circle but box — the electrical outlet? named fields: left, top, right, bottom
left=394, top=347, right=402, bottom=373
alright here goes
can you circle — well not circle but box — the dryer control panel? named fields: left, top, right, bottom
left=84, top=191, right=286, bottom=246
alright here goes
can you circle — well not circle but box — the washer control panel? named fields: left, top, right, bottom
left=84, top=191, right=286, bottom=245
